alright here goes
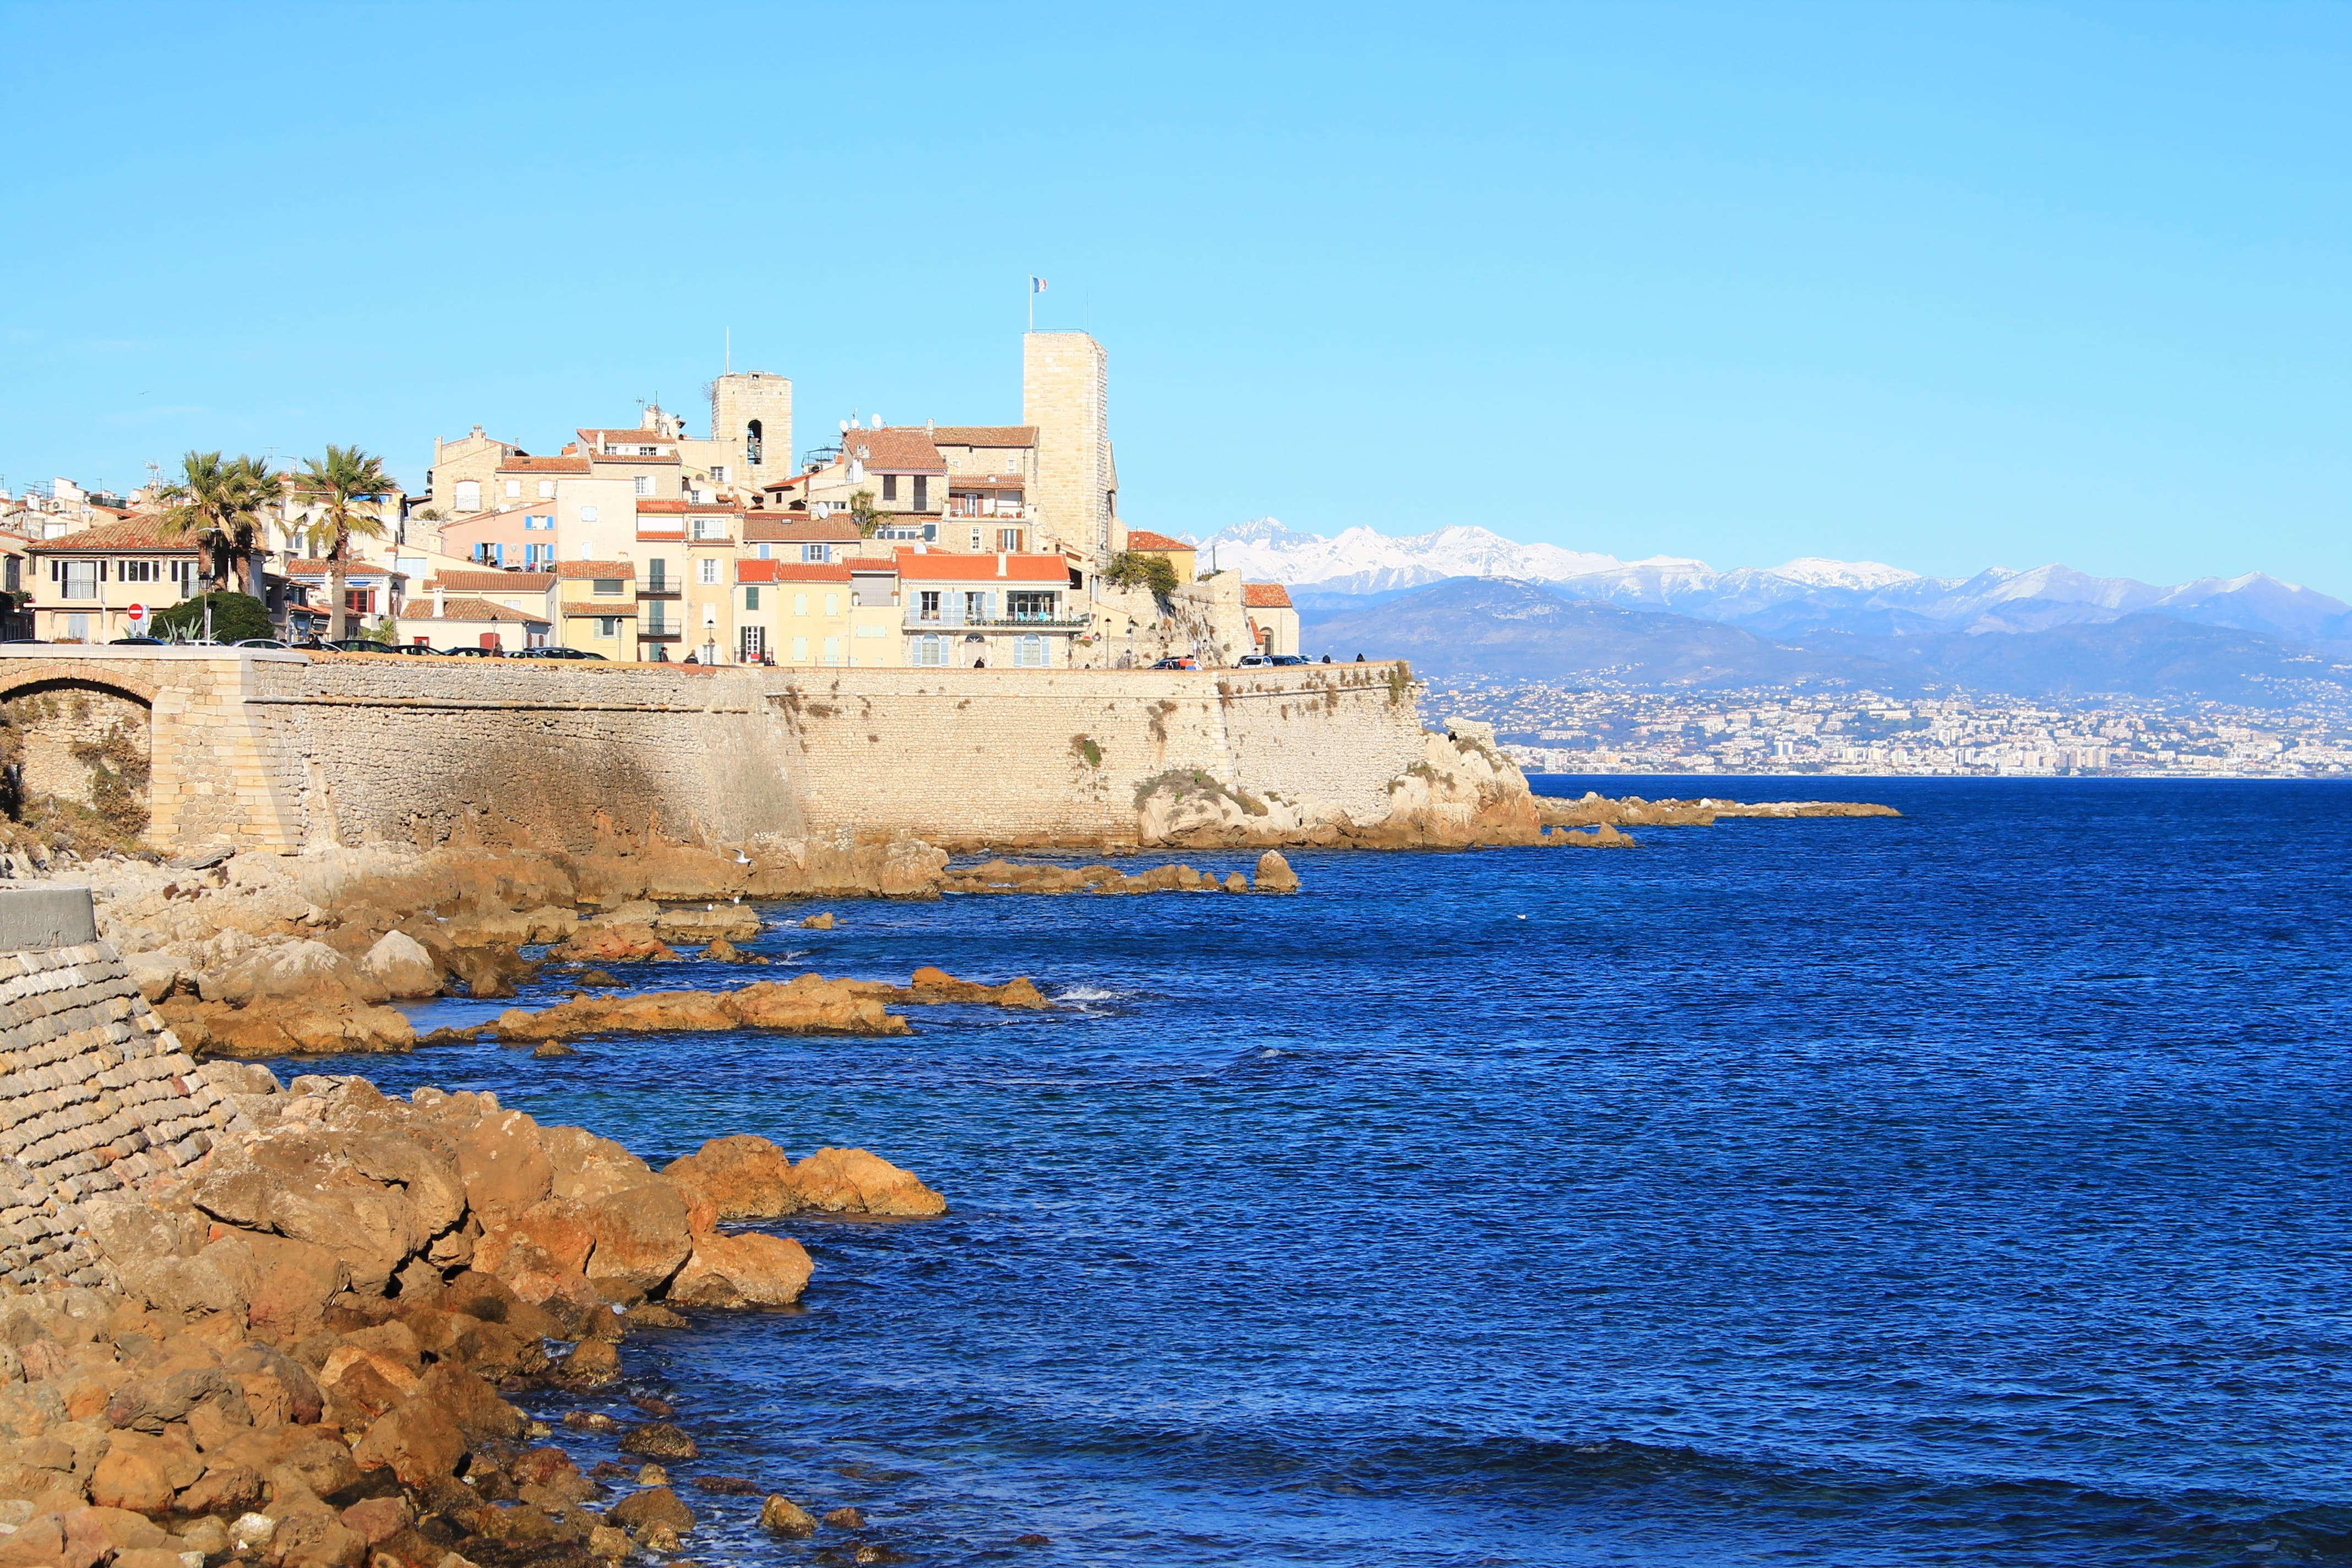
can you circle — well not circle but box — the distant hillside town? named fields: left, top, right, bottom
left=0, top=334, right=1301, bottom=668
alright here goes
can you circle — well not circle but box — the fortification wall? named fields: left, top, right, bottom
left=0, top=649, right=1437, bottom=853
left=0, top=894, right=242, bottom=1288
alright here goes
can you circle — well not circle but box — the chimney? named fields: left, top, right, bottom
left=433, top=585, right=445, bottom=618
left=997, top=552, right=1007, bottom=577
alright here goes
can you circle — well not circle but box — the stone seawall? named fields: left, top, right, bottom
left=0, top=649, right=1450, bottom=853
left=0, top=893, right=242, bottom=1288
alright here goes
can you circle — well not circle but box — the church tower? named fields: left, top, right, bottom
left=710, top=372, right=794, bottom=492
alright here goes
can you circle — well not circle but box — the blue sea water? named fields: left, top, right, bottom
left=281, top=778, right=2352, bottom=1567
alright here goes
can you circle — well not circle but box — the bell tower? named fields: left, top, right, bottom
left=710, top=372, right=794, bottom=493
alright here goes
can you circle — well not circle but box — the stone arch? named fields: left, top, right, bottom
left=0, top=675, right=155, bottom=836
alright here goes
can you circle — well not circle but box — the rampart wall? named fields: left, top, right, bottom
left=0, top=649, right=1436, bottom=853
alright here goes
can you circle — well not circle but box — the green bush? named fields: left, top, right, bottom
left=1107, top=551, right=1179, bottom=600
left=152, top=591, right=272, bottom=643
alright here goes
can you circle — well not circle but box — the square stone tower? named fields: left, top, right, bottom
left=710, top=372, right=794, bottom=492
left=1023, top=332, right=1121, bottom=564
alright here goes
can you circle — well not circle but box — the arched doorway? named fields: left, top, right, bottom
left=0, top=677, right=154, bottom=840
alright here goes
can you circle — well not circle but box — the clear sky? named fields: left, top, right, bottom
left=3, top=2, right=2345, bottom=592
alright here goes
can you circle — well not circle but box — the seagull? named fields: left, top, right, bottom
left=733, top=850, right=753, bottom=865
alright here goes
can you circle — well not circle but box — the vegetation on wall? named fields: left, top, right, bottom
left=153, top=591, right=272, bottom=643
left=1107, top=551, right=1180, bottom=602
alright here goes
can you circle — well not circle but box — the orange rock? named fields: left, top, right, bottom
left=786, top=1148, right=948, bottom=1218
left=668, top=1232, right=813, bottom=1308
left=662, top=1135, right=802, bottom=1227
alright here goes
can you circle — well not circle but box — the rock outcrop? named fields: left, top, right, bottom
left=1536, top=792, right=1902, bottom=828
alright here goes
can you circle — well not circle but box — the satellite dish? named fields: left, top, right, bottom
left=872, top=414, right=884, bottom=429
left=838, top=419, right=850, bottom=433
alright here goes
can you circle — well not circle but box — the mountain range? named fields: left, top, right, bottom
left=1190, top=520, right=2352, bottom=701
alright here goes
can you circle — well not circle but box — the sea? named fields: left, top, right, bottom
left=275, top=777, right=2352, bottom=1567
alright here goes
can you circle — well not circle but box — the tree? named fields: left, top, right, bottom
left=293, top=445, right=395, bottom=640
left=155, top=451, right=281, bottom=596
left=1107, top=549, right=1179, bottom=602
left=848, top=489, right=881, bottom=538
left=151, top=591, right=272, bottom=644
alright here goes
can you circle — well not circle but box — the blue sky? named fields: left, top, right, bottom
left=2, top=2, right=2345, bottom=592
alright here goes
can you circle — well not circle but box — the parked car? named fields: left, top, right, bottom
left=443, top=646, right=503, bottom=657
left=232, top=638, right=289, bottom=649
left=513, top=646, right=606, bottom=660
left=1236, top=654, right=1271, bottom=667
left=1151, top=656, right=1199, bottom=670
left=109, top=636, right=166, bottom=646
left=1269, top=654, right=1310, bottom=666
left=393, top=644, right=446, bottom=655
left=322, top=638, right=387, bottom=653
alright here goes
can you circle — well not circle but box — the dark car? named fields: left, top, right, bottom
left=109, top=636, right=166, bottom=646
left=1151, top=656, right=1199, bottom=670
left=323, top=638, right=387, bottom=653
left=1268, top=654, right=1310, bottom=666
left=513, top=645, right=605, bottom=660
left=443, top=646, right=503, bottom=657
left=393, top=643, right=447, bottom=655
left=232, top=638, right=290, bottom=649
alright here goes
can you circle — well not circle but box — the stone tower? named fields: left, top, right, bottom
left=1023, top=332, right=1121, bottom=565
left=710, top=372, right=794, bottom=492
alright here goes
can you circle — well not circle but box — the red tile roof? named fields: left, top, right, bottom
left=892, top=549, right=1070, bottom=584
left=928, top=426, right=1037, bottom=447
left=282, top=558, right=400, bottom=579
left=837, top=429, right=944, bottom=472
left=635, top=499, right=688, bottom=514
left=743, top=515, right=861, bottom=542
left=1124, top=530, right=1193, bottom=553
left=948, top=476, right=1025, bottom=492
left=498, top=455, right=591, bottom=475
left=556, top=560, right=638, bottom=579
left=738, top=560, right=853, bottom=584
left=25, top=516, right=196, bottom=553
left=1243, top=581, right=1294, bottom=608
left=422, top=571, right=556, bottom=592
left=405, top=596, right=551, bottom=624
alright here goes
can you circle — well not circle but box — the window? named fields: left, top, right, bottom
left=824, top=592, right=839, bottom=616
left=881, top=475, right=898, bottom=503
left=647, top=560, right=668, bottom=591
left=970, top=528, right=982, bottom=551
left=965, top=591, right=987, bottom=623
left=793, top=592, right=809, bottom=616
left=756, top=542, right=771, bottom=559
left=822, top=636, right=843, bottom=666
left=911, top=633, right=948, bottom=667
left=712, top=464, right=728, bottom=483
left=745, top=420, right=763, bottom=465
left=913, top=475, right=928, bottom=511
left=1016, top=634, right=1047, bottom=668
left=63, top=561, right=97, bottom=600
left=525, top=514, right=554, bottom=530
left=802, top=543, right=828, bottom=563
left=579, top=504, right=600, bottom=523
left=595, top=617, right=618, bottom=639
left=118, top=559, right=159, bottom=583
left=504, top=480, right=521, bottom=498
left=66, top=613, right=89, bottom=642
left=538, top=480, right=556, bottom=498
left=698, top=558, right=719, bottom=585
left=743, top=586, right=760, bottom=611
left=644, top=605, right=668, bottom=635
left=634, top=476, right=654, bottom=497
left=524, top=543, right=551, bottom=566
left=1008, top=591, right=1055, bottom=622
left=918, top=590, right=941, bottom=622
left=739, top=625, right=765, bottom=661
left=791, top=635, right=809, bottom=662
left=998, top=527, right=1022, bottom=552
left=455, top=480, right=481, bottom=510
left=1004, top=455, right=1020, bottom=475
left=592, top=578, right=624, bottom=596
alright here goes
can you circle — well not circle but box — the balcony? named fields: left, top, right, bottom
left=946, top=499, right=1028, bottom=519
left=906, top=614, right=1091, bottom=631
left=636, top=587, right=680, bottom=601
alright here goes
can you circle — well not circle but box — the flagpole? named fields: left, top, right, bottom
left=1027, top=277, right=1033, bottom=334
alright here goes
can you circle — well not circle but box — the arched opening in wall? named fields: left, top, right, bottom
left=0, top=679, right=154, bottom=850
left=746, top=419, right=764, bottom=466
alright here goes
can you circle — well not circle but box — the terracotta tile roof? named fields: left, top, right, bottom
left=1243, top=581, right=1294, bottom=609
left=439, top=503, right=547, bottom=531
left=422, top=570, right=556, bottom=593
left=743, top=515, right=861, bottom=542
left=25, top=516, right=198, bottom=553
left=282, top=558, right=400, bottom=579
left=635, top=499, right=688, bottom=514
left=498, top=455, right=591, bottom=475
left=892, top=549, right=1070, bottom=584
left=837, top=429, right=944, bottom=472
left=738, top=560, right=853, bottom=584
left=1123, top=530, right=1193, bottom=553
left=406, top=596, right=551, bottom=624
left=556, top=560, right=638, bottom=579
left=928, top=426, right=1037, bottom=447
left=948, top=476, right=1025, bottom=492
left=579, top=428, right=678, bottom=449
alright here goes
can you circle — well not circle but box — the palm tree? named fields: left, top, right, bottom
left=293, top=445, right=394, bottom=640
left=155, top=451, right=282, bottom=598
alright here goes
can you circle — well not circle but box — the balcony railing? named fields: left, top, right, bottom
left=905, top=614, right=1091, bottom=630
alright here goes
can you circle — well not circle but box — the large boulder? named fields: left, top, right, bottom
left=1254, top=850, right=1300, bottom=893
left=359, top=931, right=439, bottom=999
left=581, top=1184, right=694, bottom=1300
left=786, top=1148, right=948, bottom=1217
left=667, top=1232, right=812, bottom=1308
left=452, top=1109, right=554, bottom=1221
left=662, top=1136, right=802, bottom=1226
left=186, top=1120, right=464, bottom=1295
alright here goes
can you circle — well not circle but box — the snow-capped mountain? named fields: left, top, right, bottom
left=1191, top=519, right=2351, bottom=649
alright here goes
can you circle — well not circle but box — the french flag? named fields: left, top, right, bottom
left=1031, top=276, right=1048, bottom=293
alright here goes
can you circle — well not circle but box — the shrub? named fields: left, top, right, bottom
left=153, top=591, right=271, bottom=643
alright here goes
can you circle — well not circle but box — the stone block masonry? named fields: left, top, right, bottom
left=0, top=892, right=246, bottom=1287
left=0, top=647, right=1438, bottom=854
